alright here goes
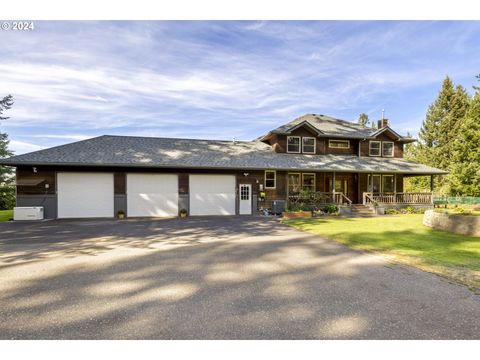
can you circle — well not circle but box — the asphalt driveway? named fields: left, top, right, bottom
left=0, top=216, right=478, bottom=339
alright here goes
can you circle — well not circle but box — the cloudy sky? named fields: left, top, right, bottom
left=1, top=21, right=480, bottom=154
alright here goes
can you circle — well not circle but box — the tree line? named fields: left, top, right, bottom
left=0, top=95, right=15, bottom=210
left=404, top=75, right=480, bottom=196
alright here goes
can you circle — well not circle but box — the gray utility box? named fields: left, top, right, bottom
left=271, top=200, right=286, bottom=214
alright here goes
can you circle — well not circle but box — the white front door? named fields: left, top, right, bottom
left=239, top=184, right=252, bottom=215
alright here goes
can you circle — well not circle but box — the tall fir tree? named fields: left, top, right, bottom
left=0, top=94, right=14, bottom=185
left=448, top=86, right=480, bottom=196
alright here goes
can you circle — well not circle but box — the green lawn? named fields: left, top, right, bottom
left=284, top=215, right=480, bottom=292
left=0, top=210, right=13, bottom=222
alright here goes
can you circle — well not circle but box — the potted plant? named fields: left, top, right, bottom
left=179, top=208, right=188, bottom=218
left=117, top=210, right=126, bottom=220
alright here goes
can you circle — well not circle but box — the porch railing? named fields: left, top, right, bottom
left=363, top=192, right=434, bottom=205
left=288, top=191, right=352, bottom=206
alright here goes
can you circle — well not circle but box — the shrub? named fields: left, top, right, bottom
left=385, top=208, right=400, bottom=215
left=0, top=186, right=15, bottom=210
left=405, top=206, right=416, bottom=214
left=323, top=204, right=338, bottom=214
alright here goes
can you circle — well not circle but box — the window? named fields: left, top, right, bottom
left=302, top=173, right=316, bottom=191
left=369, top=141, right=381, bottom=156
left=329, top=139, right=350, bottom=149
left=302, top=137, right=316, bottom=154
left=240, top=185, right=250, bottom=200
left=287, top=136, right=300, bottom=153
left=367, top=174, right=381, bottom=193
left=382, top=141, right=394, bottom=157
left=287, top=173, right=301, bottom=193
left=382, top=175, right=395, bottom=193
left=265, top=170, right=276, bottom=189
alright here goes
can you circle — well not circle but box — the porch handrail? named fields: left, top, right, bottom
left=363, top=192, right=433, bottom=205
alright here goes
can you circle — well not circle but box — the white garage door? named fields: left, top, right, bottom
left=189, top=175, right=236, bottom=216
left=57, top=172, right=114, bottom=218
left=127, top=174, right=178, bottom=217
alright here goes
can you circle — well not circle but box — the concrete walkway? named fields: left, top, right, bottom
left=0, top=217, right=478, bottom=339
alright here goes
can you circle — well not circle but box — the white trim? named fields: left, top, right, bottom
left=382, top=141, right=394, bottom=157
left=328, top=139, right=350, bottom=149
left=264, top=170, right=276, bottom=189
left=302, top=173, right=316, bottom=191
left=369, top=141, right=381, bottom=156
left=286, top=136, right=301, bottom=153
left=302, top=137, right=316, bottom=154
left=287, top=121, right=324, bottom=135
left=370, top=126, right=402, bottom=140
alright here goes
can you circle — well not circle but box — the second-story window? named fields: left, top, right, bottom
left=287, top=136, right=301, bottom=153
left=369, top=141, right=381, bottom=156
left=302, top=137, right=316, bottom=154
left=382, top=141, right=394, bottom=157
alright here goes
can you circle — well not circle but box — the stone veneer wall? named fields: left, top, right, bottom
left=423, top=210, right=480, bottom=236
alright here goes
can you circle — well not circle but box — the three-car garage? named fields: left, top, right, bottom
left=56, top=172, right=244, bottom=219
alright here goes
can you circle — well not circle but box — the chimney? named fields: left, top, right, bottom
left=377, top=109, right=389, bottom=129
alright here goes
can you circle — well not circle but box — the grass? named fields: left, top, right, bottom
left=284, top=214, right=480, bottom=293
left=0, top=210, right=13, bottom=222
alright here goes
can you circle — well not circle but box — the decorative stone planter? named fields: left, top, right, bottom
left=423, top=210, right=480, bottom=236
left=282, top=211, right=312, bottom=219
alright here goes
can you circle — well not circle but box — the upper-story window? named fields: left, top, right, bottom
left=328, top=139, right=350, bottom=149
left=369, top=141, right=381, bottom=156
left=302, top=137, right=316, bottom=154
left=287, top=136, right=301, bottom=153
left=382, top=141, right=394, bottom=157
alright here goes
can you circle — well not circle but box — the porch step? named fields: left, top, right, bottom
left=350, top=204, right=376, bottom=217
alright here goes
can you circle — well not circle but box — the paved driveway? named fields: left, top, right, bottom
left=0, top=217, right=478, bottom=339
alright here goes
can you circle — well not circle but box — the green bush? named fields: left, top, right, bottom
left=323, top=204, right=338, bottom=214
left=405, top=206, right=416, bottom=214
left=385, top=208, right=400, bottom=215
left=0, top=186, right=15, bottom=210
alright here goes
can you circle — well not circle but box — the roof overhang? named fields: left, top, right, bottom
left=14, top=178, right=46, bottom=186
left=0, top=160, right=449, bottom=175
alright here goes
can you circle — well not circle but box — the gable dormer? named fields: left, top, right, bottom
left=263, top=121, right=323, bottom=154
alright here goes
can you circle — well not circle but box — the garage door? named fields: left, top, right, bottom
left=127, top=174, right=178, bottom=217
left=189, top=175, right=236, bottom=216
left=57, top=172, right=114, bottom=218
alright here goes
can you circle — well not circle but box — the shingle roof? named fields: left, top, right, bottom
left=0, top=135, right=447, bottom=174
left=260, top=113, right=415, bottom=142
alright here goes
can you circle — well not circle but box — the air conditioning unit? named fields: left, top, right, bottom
left=271, top=200, right=285, bottom=215
left=14, top=207, right=44, bottom=221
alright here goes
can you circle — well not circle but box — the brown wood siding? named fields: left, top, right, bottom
left=178, top=173, right=189, bottom=194
left=16, top=167, right=56, bottom=195
left=114, top=172, right=126, bottom=195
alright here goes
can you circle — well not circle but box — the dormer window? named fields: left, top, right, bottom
left=287, top=136, right=301, bottom=153
left=369, top=141, right=381, bottom=156
left=302, top=137, right=316, bottom=154
left=382, top=141, right=394, bottom=157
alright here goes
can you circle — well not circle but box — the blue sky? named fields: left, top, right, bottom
left=1, top=21, right=480, bottom=154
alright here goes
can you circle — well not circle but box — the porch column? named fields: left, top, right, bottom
left=332, top=171, right=336, bottom=203
left=394, top=174, right=397, bottom=202
left=430, top=175, right=434, bottom=192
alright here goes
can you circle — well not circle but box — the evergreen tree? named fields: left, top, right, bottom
left=0, top=95, right=14, bottom=120
left=0, top=95, right=15, bottom=209
left=358, top=113, right=369, bottom=126
left=448, top=88, right=480, bottom=196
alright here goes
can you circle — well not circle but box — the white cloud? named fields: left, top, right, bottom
left=9, top=140, right=45, bottom=155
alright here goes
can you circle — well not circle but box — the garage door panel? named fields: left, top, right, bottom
left=127, top=174, right=178, bottom=217
left=189, top=175, right=235, bottom=216
left=57, top=173, right=114, bottom=218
